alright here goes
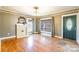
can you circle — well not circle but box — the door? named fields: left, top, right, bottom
left=63, top=15, right=76, bottom=40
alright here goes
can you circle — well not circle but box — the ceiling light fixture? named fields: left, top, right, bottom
left=34, top=6, right=39, bottom=16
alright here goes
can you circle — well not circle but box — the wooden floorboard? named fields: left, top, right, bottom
left=1, top=34, right=79, bottom=52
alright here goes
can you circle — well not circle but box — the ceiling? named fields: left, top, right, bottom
left=0, top=6, right=79, bottom=16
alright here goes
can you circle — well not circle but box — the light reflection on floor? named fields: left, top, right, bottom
left=1, top=34, right=79, bottom=52
left=27, top=36, right=34, bottom=50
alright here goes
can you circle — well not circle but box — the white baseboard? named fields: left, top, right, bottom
left=0, top=36, right=16, bottom=40
left=33, top=32, right=39, bottom=34
left=41, top=31, right=52, bottom=36
left=41, top=33, right=52, bottom=36
left=54, top=36, right=63, bottom=39
left=16, top=35, right=27, bottom=38
left=0, top=35, right=28, bottom=40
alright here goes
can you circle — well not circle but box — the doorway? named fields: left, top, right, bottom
left=63, top=15, right=76, bottom=40
left=27, top=18, right=33, bottom=36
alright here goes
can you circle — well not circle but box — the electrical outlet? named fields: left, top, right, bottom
left=8, top=33, right=10, bottom=35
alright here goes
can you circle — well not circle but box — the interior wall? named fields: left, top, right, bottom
left=33, top=16, right=40, bottom=33
left=0, top=13, right=2, bottom=38
left=77, top=13, right=79, bottom=44
left=54, top=15, right=61, bottom=36
left=33, top=17, right=36, bottom=33
left=54, top=13, right=79, bottom=37
left=0, top=11, right=27, bottom=38
left=36, top=17, right=40, bottom=33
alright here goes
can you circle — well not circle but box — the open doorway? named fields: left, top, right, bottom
left=26, top=18, right=33, bottom=36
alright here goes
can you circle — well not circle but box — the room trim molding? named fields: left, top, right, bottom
left=41, top=31, right=52, bottom=36
left=0, top=8, right=33, bottom=18
left=40, top=17, right=52, bottom=20
left=33, top=32, right=39, bottom=34
left=41, top=8, right=79, bottom=18
left=0, top=36, right=16, bottom=40
left=54, top=36, right=63, bottom=39
left=0, top=35, right=28, bottom=40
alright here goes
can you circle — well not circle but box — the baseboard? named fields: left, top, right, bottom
left=0, top=35, right=28, bottom=40
left=0, top=36, right=16, bottom=40
left=41, top=33, right=52, bottom=36
left=54, top=36, right=63, bottom=39
left=33, top=32, right=39, bottom=34
left=41, top=31, right=52, bottom=36
left=16, top=35, right=27, bottom=38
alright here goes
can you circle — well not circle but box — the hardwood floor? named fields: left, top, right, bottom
left=1, top=34, right=79, bottom=52
left=0, top=40, right=1, bottom=52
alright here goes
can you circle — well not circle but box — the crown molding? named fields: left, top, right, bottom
left=0, top=8, right=34, bottom=18
left=40, top=8, right=79, bottom=18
